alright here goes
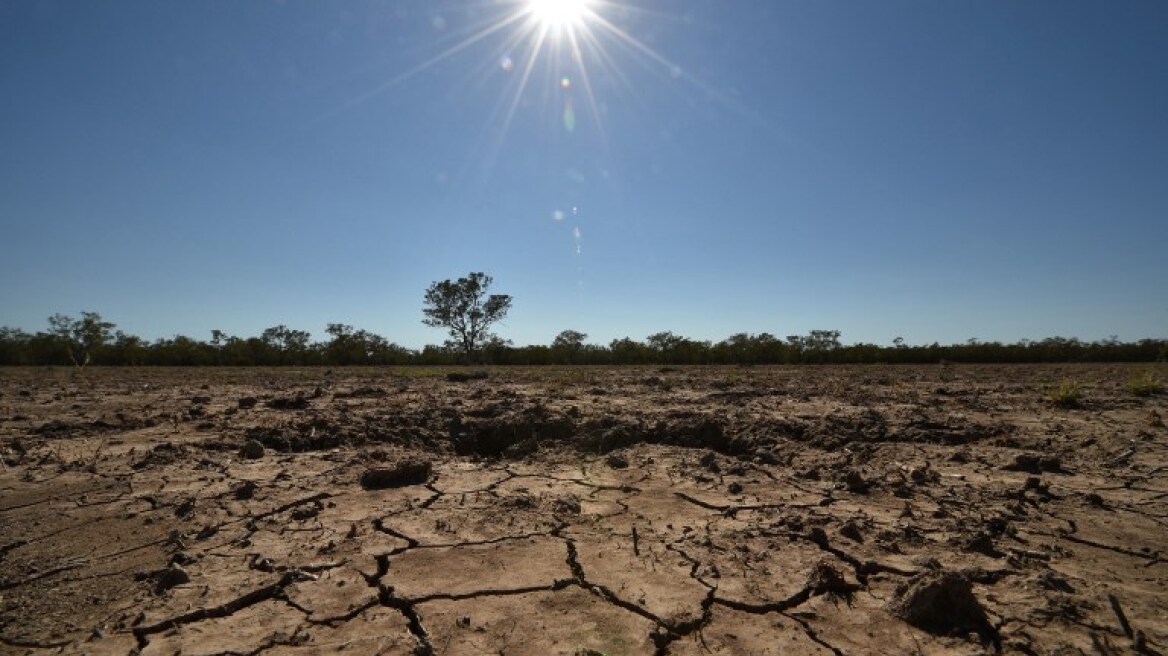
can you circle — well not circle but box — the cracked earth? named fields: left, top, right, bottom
left=1, top=364, right=1165, bottom=655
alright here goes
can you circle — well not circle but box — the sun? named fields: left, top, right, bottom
left=526, top=0, right=593, bottom=29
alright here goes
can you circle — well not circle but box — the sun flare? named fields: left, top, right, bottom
left=527, top=0, right=592, bottom=28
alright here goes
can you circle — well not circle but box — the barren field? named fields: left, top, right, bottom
left=0, top=364, right=1165, bottom=655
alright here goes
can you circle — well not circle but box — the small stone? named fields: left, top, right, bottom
left=238, top=396, right=258, bottom=409
left=727, top=482, right=744, bottom=494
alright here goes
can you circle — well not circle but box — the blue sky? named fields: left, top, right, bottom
left=2, top=0, right=1165, bottom=348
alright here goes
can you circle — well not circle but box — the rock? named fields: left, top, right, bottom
left=727, top=481, right=743, bottom=494
left=360, top=459, right=433, bottom=489
left=240, top=439, right=265, bottom=460
left=238, top=396, right=258, bottom=409
left=887, top=571, right=992, bottom=638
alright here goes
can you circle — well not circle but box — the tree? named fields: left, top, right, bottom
left=647, top=331, right=685, bottom=363
left=47, top=311, right=115, bottom=366
left=422, top=272, right=512, bottom=362
left=552, top=330, right=588, bottom=364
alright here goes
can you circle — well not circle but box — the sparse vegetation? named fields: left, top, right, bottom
left=1046, top=378, right=1084, bottom=408
left=1126, top=370, right=1164, bottom=397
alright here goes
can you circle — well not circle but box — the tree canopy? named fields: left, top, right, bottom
left=422, top=272, right=513, bottom=362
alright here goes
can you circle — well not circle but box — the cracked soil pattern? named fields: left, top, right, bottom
left=0, top=364, right=1165, bottom=655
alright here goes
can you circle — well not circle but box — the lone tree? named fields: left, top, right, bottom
left=422, top=272, right=512, bottom=363
left=48, top=311, right=115, bottom=367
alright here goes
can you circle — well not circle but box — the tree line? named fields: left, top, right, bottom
left=0, top=312, right=1163, bottom=367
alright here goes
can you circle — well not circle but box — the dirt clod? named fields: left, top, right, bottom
left=605, top=453, right=629, bottom=469
left=1005, top=453, right=1064, bottom=474
left=839, top=519, right=864, bottom=543
left=360, top=459, right=433, bottom=489
left=447, top=371, right=489, bottom=382
left=888, top=570, right=992, bottom=638
left=807, top=560, right=857, bottom=600
left=239, top=439, right=265, bottom=459
left=154, top=565, right=190, bottom=593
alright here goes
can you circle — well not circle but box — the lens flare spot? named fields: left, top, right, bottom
left=560, top=76, right=571, bottom=89
left=553, top=209, right=565, bottom=222
left=500, top=55, right=514, bottom=72
left=562, top=100, right=576, bottom=132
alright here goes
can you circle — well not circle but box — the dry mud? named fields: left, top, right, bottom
left=0, top=364, right=1165, bottom=655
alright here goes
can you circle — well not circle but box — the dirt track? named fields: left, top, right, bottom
left=1, top=364, right=1165, bottom=655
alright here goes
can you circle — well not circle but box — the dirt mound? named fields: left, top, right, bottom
left=887, top=570, right=993, bottom=640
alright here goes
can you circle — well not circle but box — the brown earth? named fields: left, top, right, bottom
left=0, top=364, right=1165, bottom=655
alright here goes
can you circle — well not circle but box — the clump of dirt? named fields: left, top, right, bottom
left=806, top=560, right=858, bottom=601
left=451, top=413, right=575, bottom=456
left=447, top=371, right=489, bottom=382
left=360, top=458, right=433, bottom=489
left=888, top=570, right=993, bottom=640
left=335, top=386, right=389, bottom=398
left=265, top=394, right=310, bottom=410
left=239, top=439, right=265, bottom=459
left=1003, top=453, right=1066, bottom=474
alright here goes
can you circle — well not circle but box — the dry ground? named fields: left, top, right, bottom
left=0, top=364, right=1165, bottom=655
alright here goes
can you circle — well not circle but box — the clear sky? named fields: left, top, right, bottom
left=2, top=0, right=1165, bottom=348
